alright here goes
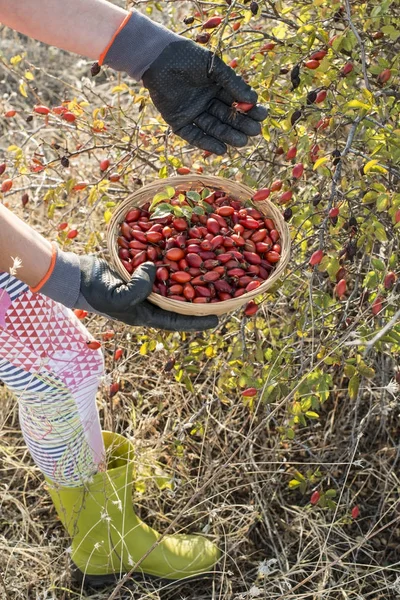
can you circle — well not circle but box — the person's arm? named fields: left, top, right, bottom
left=0, top=0, right=268, bottom=155
left=0, top=0, right=127, bottom=60
left=0, top=206, right=217, bottom=331
left=0, top=203, right=52, bottom=287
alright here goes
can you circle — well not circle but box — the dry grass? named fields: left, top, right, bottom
left=1, top=14, right=400, bottom=600
left=1, top=336, right=400, bottom=599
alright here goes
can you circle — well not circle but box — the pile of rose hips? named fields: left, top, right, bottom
left=116, top=188, right=282, bottom=307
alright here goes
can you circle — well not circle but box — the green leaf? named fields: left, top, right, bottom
left=150, top=192, right=171, bottom=210
left=286, top=428, right=295, bottom=440
left=381, top=25, right=400, bottom=40
left=173, top=205, right=183, bottom=217
left=376, top=194, right=389, bottom=212
left=358, top=364, right=375, bottom=379
left=201, top=200, right=214, bottom=214
left=374, top=222, right=388, bottom=242
left=344, top=364, right=356, bottom=378
left=363, top=271, right=378, bottom=289
left=348, top=375, right=360, bottom=400
left=180, top=206, right=193, bottom=220
left=192, top=205, right=205, bottom=215
left=371, top=258, right=385, bottom=271
left=150, top=202, right=173, bottom=220
left=186, top=191, right=201, bottom=203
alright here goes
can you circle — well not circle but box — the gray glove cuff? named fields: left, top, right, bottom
left=102, top=10, right=181, bottom=81
left=39, top=244, right=81, bottom=309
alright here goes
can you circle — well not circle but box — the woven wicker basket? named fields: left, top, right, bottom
left=107, top=175, right=291, bottom=316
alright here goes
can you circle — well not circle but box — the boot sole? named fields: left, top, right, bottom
left=71, top=562, right=213, bottom=589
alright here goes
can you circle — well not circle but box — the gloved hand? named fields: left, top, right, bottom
left=100, top=11, right=268, bottom=155
left=37, top=245, right=218, bottom=332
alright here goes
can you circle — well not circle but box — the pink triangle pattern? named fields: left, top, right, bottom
left=0, top=291, right=104, bottom=391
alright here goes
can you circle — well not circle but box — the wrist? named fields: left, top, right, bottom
left=99, top=10, right=181, bottom=81
left=32, top=243, right=81, bottom=309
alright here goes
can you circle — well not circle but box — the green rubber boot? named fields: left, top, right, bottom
left=46, top=431, right=220, bottom=586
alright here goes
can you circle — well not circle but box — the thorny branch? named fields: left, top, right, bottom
left=344, top=0, right=373, bottom=93
left=318, top=116, right=363, bottom=247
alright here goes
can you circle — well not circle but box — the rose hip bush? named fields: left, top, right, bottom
left=0, top=0, right=399, bottom=597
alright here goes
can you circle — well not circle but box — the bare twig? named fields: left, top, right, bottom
left=364, top=307, right=400, bottom=356
left=344, top=0, right=373, bottom=93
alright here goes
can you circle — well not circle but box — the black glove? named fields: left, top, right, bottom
left=142, top=40, right=268, bottom=155
left=101, top=11, right=268, bottom=155
left=39, top=246, right=218, bottom=332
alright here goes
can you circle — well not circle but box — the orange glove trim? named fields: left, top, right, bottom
left=98, top=12, right=133, bottom=66
left=29, top=242, right=57, bottom=293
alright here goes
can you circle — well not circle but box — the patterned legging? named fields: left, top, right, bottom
left=0, top=271, right=105, bottom=487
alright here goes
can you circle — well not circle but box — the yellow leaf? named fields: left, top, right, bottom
left=10, top=54, right=23, bottom=66
left=364, top=160, right=387, bottom=175
left=313, top=156, right=329, bottom=170
left=305, top=411, right=319, bottom=419
left=112, top=84, right=129, bottom=94
left=139, top=342, right=148, bottom=355
left=347, top=99, right=370, bottom=110
left=205, top=345, right=215, bottom=358
left=92, top=119, right=105, bottom=130
left=363, top=159, right=379, bottom=173
left=289, top=479, right=301, bottom=488
left=24, top=70, right=34, bottom=81
left=362, top=88, right=374, bottom=105
left=19, top=81, right=28, bottom=98
left=104, top=209, right=113, bottom=223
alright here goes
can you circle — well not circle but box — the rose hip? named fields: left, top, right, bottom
left=118, top=248, right=130, bottom=260
left=251, top=229, right=267, bottom=242
left=207, top=218, right=220, bottom=234
left=166, top=248, right=185, bottom=261
left=202, top=271, right=221, bottom=282
left=216, top=205, right=234, bottom=216
left=129, top=240, right=147, bottom=250
left=173, top=218, right=188, bottom=231
left=131, top=230, right=147, bottom=243
left=246, top=280, right=261, bottom=292
left=183, top=283, right=195, bottom=300
left=171, top=271, right=192, bottom=283
left=194, top=285, right=211, bottom=298
left=121, top=260, right=133, bottom=274
left=132, top=251, right=147, bottom=268
left=156, top=267, right=169, bottom=281
left=266, top=251, right=281, bottom=263
left=243, top=251, right=261, bottom=265
left=146, top=231, right=163, bottom=243
left=169, top=284, right=184, bottom=295
left=118, top=236, right=130, bottom=249
left=147, top=246, right=158, bottom=261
